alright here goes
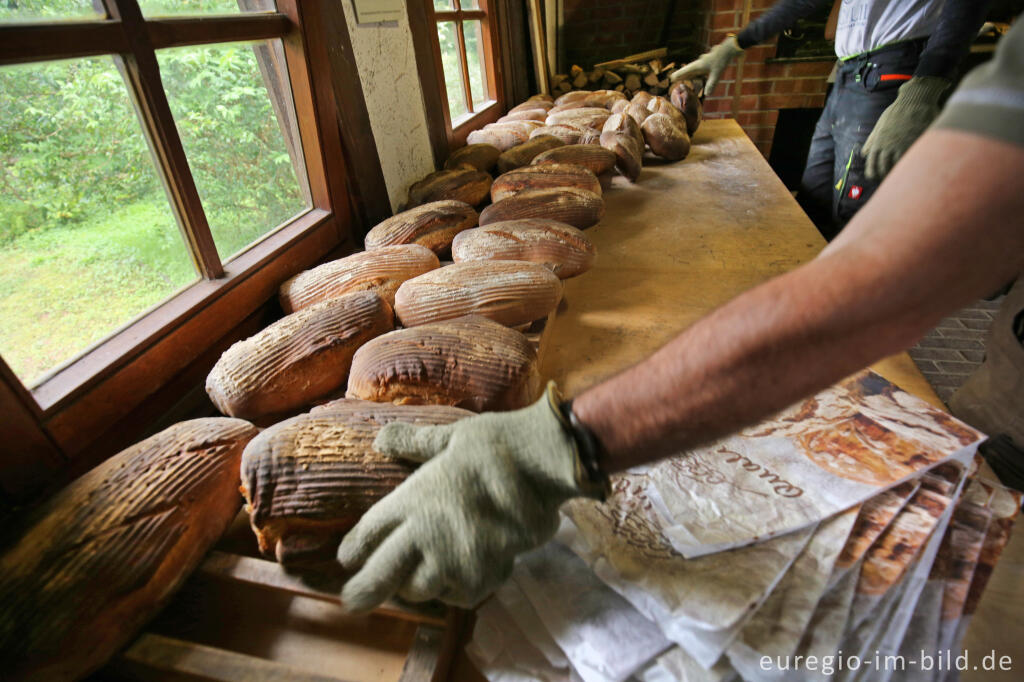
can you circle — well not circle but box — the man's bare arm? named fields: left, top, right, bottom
left=573, top=129, right=1024, bottom=472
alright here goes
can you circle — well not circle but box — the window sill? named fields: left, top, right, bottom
left=448, top=99, right=502, bottom=148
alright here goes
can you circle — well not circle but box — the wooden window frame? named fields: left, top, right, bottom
left=0, top=1, right=362, bottom=501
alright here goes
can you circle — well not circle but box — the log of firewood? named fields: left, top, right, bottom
left=641, top=113, right=692, bottom=161
left=444, top=142, right=502, bottom=172
left=206, top=291, right=395, bottom=424
left=280, top=243, right=439, bottom=312
left=624, top=73, right=642, bottom=92
left=240, top=401, right=472, bottom=565
left=603, top=70, right=623, bottom=86
left=479, top=187, right=604, bottom=229
left=600, top=113, right=644, bottom=182
left=394, top=260, right=562, bottom=329
left=491, top=163, right=602, bottom=202
left=531, top=144, right=617, bottom=175
left=496, top=135, right=565, bottom=174
left=406, top=168, right=492, bottom=207
left=364, top=200, right=478, bottom=254
left=0, top=418, right=258, bottom=682
left=347, top=315, right=541, bottom=411
left=452, top=219, right=596, bottom=278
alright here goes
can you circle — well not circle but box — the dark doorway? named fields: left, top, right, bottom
left=768, top=106, right=826, bottom=191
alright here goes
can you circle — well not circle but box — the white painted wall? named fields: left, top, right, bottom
left=341, top=0, right=437, bottom=212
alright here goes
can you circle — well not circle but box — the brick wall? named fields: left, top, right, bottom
left=703, top=0, right=833, bottom=157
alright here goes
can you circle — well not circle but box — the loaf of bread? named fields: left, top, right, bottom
left=452, top=219, right=596, bottom=278
left=610, top=98, right=630, bottom=114
left=365, top=200, right=478, bottom=254
left=466, top=121, right=541, bottom=151
left=527, top=93, right=554, bottom=103
left=444, top=143, right=502, bottom=172
left=529, top=123, right=599, bottom=145
left=670, top=80, right=702, bottom=136
left=546, top=107, right=612, bottom=130
left=547, top=101, right=589, bottom=115
left=491, top=163, right=602, bottom=202
left=631, top=91, right=655, bottom=108
left=497, top=109, right=548, bottom=123
left=394, top=260, right=562, bottom=328
left=496, top=135, right=565, bottom=174
left=531, top=144, right=617, bottom=176
left=207, top=291, right=394, bottom=423
left=600, top=113, right=644, bottom=182
left=624, top=101, right=653, bottom=126
left=647, top=96, right=689, bottom=132
left=554, top=90, right=592, bottom=106
left=0, top=418, right=257, bottom=681
left=347, top=315, right=541, bottom=411
left=578, top=127, right=602, bottom=145
left=642, top=113, right=691, bottom=161
left=240, top=401, right=472, bottom=565
left=480, top=187, right=604, bottom=229
left=406, top=168, right=492, bottom=208
left=509, top=100, right=554, bottom=114
left=280, top=244, right=438, bottom=313
left=583, top=89, right=628, bottom=109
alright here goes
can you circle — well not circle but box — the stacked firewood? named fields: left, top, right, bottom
left=551, top=50, right=682, bottom=98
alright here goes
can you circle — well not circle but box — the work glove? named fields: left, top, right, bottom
left=670, top=35, right=744, bottom=97
left=337, top=383, right=607, bottom=613
left=862, top=76, right=949, bottom=181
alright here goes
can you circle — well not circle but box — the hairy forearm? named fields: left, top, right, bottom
left=573, top=129, right=1024, bottom=472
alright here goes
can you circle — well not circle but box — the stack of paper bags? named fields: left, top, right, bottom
left=467, top=371, right=1020, bottom=682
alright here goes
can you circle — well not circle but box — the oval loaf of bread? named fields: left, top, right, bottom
left=406, top=168, right=492, bottom=207
left=497, top=109, right=548, bottom=123
left=394, top=260, right=562, bottom=328
left=240, top=401, right=472, bottom=565
left=509, top=100, right=554, bottom=114
left=280, top=244, right=439, bottom=312
left=600, top=113, right=644, bottom=182
left=583, top=89, right=627, bottom=108
left=531, top=144, right=617, bottom=176
left=642, top=113, right=691, bottom=161
left=479, top=187, right=604, bottom=229
left=206, top=291, right=394, bottom=424
left=365, top=200, right=478, bottom=254
left=444, top=143, right=502, bottom=172
left=647, top=96, right=689, bottom=132
left=452, top=219, right=596, bottom=278
left=554, top=90, right=592, bottom=106
left=347, top=315, right=541, bottom=411
left=545, top=107, right=612, bottom=130
left=0, top=418, right=257, bottom=681
left=529, top=123, right=599, bottom=145
left=670, top=80, right=702, bottom=136
left=466, top=122, right=539, bottom=151
left=496, top=134, right=565, bottom=173
left=491, top=163, right=602, bottom=202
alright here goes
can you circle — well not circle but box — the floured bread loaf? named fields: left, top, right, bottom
left=406, top=168, right=492, bottom=207
left=624, top=100, right=652, bottom=126
left=670, top=80, right=702, bottom=136
left=610, top=99, right=629, bottom=114
left=444, top=143, right=501, bottom=172
left=0, top=418, right=257, bottom=682
left=394, top=260, right=562, bottom=328
left=532, top=144, right=617, bottom=176
left=206, top=291, right=394, bottom=424
left=240, top=401, right=472, bottom=564
left=467, top=122, right=540, bottom=151
left=528, top=93, right=554, bottom=103
left=583, top=90, right=627, bottom=109
left=554, top=90, right=591, bottom=106
left=509, top=100, right=554, bottom=114
left=496, top=135, right=565, bottom=173
left=600, top=113, right=644, bottom=182
left=365, top=200, right=478, bottom=254
left=546, top=107, right=612, bottom=130
left=642, top=113, right=691, bottom=161
left=491, top=163, right=602, bottom=202
left=497, top=109, right=548, bottom=123
left=529, top=123, right=599, bottom=145
left=347, top=315, right=541, bottom=411
left=646, top=96, right=689, bottom=132
left=280, top=244, right=439, bottom=312
left=480, top=187, right=604, bottom=229
left=631, top=90, right=654, bottom=108
left=452, top=219, right=596, bottom=278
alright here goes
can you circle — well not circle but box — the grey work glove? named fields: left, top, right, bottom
left=670, top=35, right=744, bottom=97
left=336, top=382, right=605, bottom=613
left=862, top=76, right=949, bottom=181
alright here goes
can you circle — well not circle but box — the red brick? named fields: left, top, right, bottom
left=740, top=61, right=765, bottom=79
left=742, top=79, right=773, bottom=95
left=736, top=110, right=778, bottom=126
left=751, top=0, right=776, bottom=8
left=702, top=98, right=732, bottom=114
left=761, top=93, right=804, bottom=109
left=711, top=0, right=745, bottom=10
left=745, top=46, right=775, bottom=63
left=797, top=77, right=828, bottom=94
left=773, top=78, right=798, bottom=93
left=709, top=30, right=735, bottom=44
left=788, top=61, right=835, bottom=77
left=720, top=65, right=738, bottom=81
left=755, top=140, right=773, bottom=158
left=737, top=94, right=759, bottom=110
left=712, top=11, right=740, bottom=30
left=806, top=93, right=827, bottom=108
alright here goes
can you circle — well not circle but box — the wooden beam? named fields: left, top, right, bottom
left=0, top=21, right=128, bottom=66
left=406, top=0, right=451, bottom=166
left=146, top=14, right=291, bottom=50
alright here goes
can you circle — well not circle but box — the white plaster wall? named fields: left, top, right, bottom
left=341, top=0, right=437, bottom=212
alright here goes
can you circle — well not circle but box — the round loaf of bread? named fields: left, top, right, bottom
left=444, top=143, right=502, bottom=172
left=642, top=113, right=691, bottom=161
left=491, top=163, right=602, bottom=202
left=279, top=244, right=439, bottom=312
left=624, top=100, right=652, bottom=126
left=647, top=96, right=689, bottom=132
left=206, top=291, right=394, bottom=424
left=496, top=134, right=565, bottom=174
left=600, top=113, right=644, bottom=182
left=583, top=89, right=627, bottom=109
left=670, top=81, right=702, bottom=136
left=479, top=187, right=604, bottom=229
left=365, top=200, right=478, bottom=254
left=394, top=260, right=562, bottom=328
left=531, top=144, right=617, bottom=176
left=406, top=168, right=492, bottom=207
left=452, top=219, right=596, bottom=278
left=631, top=90, right=654, bottom=108
left=240, top=401, right=473, bottom=565
left=347, top=315, right=541, bottom=411
left=545, top=107, right=612, bottom=130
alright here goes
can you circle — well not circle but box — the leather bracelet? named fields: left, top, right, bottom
left=558, top=399, right=612, bottom=501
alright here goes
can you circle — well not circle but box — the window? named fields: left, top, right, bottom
left=426, top=0, right=503, bottom=144
left=0, top=0, right=357, bottom=499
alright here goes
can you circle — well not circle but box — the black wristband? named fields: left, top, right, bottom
left=558, top=399, right=611, bottom=500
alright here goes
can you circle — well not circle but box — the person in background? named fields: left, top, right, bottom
left=672, top=0, right=990, bottom=240
left=335, top=17, right=1024, bottom=615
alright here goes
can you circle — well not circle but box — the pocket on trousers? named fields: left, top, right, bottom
left=835, top=144, right=876, bottom=222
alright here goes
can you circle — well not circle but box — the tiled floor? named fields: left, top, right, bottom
left=908, top=297, right=1002, bottom=404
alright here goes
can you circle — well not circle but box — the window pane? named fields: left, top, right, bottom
left=0, top=0, right=102, bottom=21
left=433, top=0, right=453, bottom=10
left=139, top=0, right=276, bottom=17
left=464, top=20, right=489, bottom=108
left=437, top=21, right=467, bottom=120
left=0, top=58, right=198, bottom=388
left=462, top=0, right=480, bottom=8
left=156, top=41, right=309, bottom=263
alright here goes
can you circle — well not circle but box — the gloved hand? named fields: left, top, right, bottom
left=862, top=76, right=949, bottom=181
left=670, top=35, right=744, bottom=97
left=336, top=383, right=605, bottom=613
